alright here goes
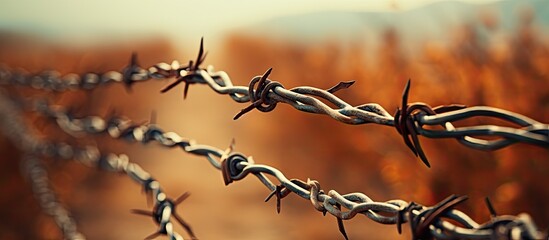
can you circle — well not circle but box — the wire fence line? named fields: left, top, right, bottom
left=0, top=38, right=548, bottom=239
left=0, top=91, right=196, bottom=240
left=19, top=95, right=545, bottom=240
left=1, top=39, right=548, bottom=167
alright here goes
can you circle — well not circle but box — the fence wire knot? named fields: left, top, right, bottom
left=160, top=37, right=207, bottom=99
left=234, top=68, right=284, bottom=120
left=412, top=195, right=469, bottom=240
left=395, top=79, right=469, bottom=167
left=221, top=152, right=251, bottom=186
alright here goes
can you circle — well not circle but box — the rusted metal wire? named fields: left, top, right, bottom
left=27, top=98, right=546, bottom=240
left=1, top=39, right=547, bottom=167
left=0, top=91, right=195, bottom=240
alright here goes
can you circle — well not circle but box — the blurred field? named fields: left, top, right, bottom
left=1, top=7, right=549, bottom=240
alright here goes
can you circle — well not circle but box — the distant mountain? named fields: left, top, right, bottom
left=239, top=0, right=549, bottom=45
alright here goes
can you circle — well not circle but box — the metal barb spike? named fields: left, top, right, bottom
left=149, top=110, right=157, bottom=125
left=160, top=78, right=184, bottom=93
left=326, top=80, right=355, bottom=93
left=233, top=68, right=274, bottom=120
left=173, top=213, right=196, bottom=239
left=131, top=209, right=153, bottom=217
left=336, top=204, right=349, bottom=240
left=174, top=192, right=190, bottom=205
left=144, top=231, right=162, bottom=240
left=485, top=197, right=497, bottom=217
left=183, top=82, right=190, bottom=99
left=264, top=185, right=283, bottom=214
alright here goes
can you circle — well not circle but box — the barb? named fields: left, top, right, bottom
left=29, top=99, right=546, bottom=239
left=2, top=40, right=547, bottom=167
left=0, top=91, right=195, bottom=240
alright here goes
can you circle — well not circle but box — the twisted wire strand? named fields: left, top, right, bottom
left=1, top=39, right=547, bottom=167
left=31, top=98, right=546, bottom=240
left=22, top=153, right=85, bottom=240
left=0, top=90, right=84, bottom=240
left=47, top=142, right=196, bottom=240
left=0, top=91, right=195, bottom=240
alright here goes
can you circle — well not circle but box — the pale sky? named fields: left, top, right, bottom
left=0, top=0, right=500, bottom=45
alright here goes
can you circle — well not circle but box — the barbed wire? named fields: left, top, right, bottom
left=22, top=153, right=85, bottom=240
left=0, top=91, right=196, bottom=240
left=0, top=90, right=84, bottom=240
left=25, top=96, right=546, bottom=240
left=1, top=39, right=547, bottom=167
left=49, top=142, right=196, bottom=240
